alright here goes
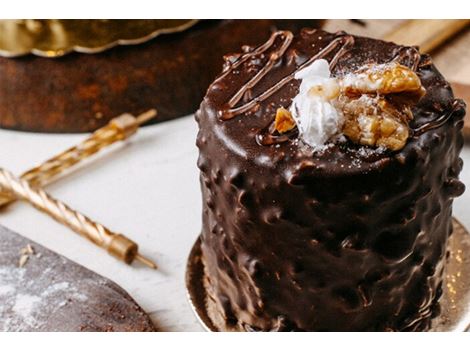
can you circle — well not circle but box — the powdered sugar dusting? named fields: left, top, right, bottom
left=0, top=254, right=91, bottom=331
left=1, top=226, right=153, bottom=332
left=13, top=294, right=41, bottom=326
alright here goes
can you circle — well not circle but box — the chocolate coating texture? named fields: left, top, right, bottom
left=196, top=29, right=465, bottom=331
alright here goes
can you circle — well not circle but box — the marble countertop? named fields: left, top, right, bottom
left=1, top=115, right=469, bottom=331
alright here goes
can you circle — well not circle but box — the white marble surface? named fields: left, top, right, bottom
left=0, top=115, right=469, bottom=331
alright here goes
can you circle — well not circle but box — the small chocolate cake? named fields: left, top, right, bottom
left=195, top=29, right=466, bottom=331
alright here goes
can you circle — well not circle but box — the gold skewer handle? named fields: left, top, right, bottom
left=0, top=109, right=157, bottom=208
left=0, top=167, right=157, bottom=269
left=383, top=19, right=470, bottom=53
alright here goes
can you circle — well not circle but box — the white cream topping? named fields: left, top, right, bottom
left=341, top=71, right=383, bottom=93
left=289, top=59, right=343, bottom=148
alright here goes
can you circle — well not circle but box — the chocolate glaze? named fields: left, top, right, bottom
left=195, top=29, right=466, bottom=331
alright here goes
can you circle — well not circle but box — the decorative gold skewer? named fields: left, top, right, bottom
left=0, top=167, right=157, bottom=269
left=0, top=109, right=157, bottom=208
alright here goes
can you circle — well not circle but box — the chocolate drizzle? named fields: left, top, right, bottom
left=413, top=99, right=465, bottom=136
left=391, top=46, right=421, bottom=72
left=226, top=31, right=294, bottom=109
left=218, top=31, right=355, bottom=121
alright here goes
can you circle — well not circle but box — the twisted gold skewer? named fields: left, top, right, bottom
left=0, top=167, right=157, bottom=269
left=0, top=109, right=157, bottom=208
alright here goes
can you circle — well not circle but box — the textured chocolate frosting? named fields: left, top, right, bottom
left=196, top=29, right=466, bottom=331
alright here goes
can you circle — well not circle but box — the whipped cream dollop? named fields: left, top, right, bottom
left=289, top=59, right=343, bottom=148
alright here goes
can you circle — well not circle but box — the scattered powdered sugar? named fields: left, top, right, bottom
left=0, top=253, right=90, bottom=331
left=12, top=294, right=42, bottom=326
left=72, top=292, right=89, bottom=302
left=357, top=145, right=386, bottom=158
left=341, top=69, right=382, bottom=92
left=0, top=284, right=15, bottom=296
left=42, top=281, right=70, bottom=295
left=351, top=158, right=363, bottom=168
left=1, top=228, right=149, bottom=332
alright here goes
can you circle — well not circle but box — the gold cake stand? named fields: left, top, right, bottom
left=0, top=19, right=198, bottom=58
left=185, top=219, right=470, bottom=332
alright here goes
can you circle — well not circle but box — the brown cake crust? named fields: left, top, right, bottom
left=196, top=29, right=466, bottom=331
left=0, top=20, right=318, bottom=133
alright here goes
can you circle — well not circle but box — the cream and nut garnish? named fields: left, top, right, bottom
left=276, top=60, right=425, bottom=151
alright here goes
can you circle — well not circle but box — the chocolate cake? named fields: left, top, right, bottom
left=0, top=225, right=156, bottom=331
left=195, top=29, right=466, bottom=331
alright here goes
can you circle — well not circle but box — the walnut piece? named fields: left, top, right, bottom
left=340, top=96, right=410, bottom=151
left=308, top=79, right=340, bottom=100
left=336, top=62, right=425, bottom=151
left=341, top=62, right=425, bottom=99
left=274, top=107, right=296, bottom=133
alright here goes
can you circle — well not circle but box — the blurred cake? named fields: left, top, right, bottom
left=0, top=225, right=156, bottom=332
left=0, top=20, right=319, bottom=132
left=195, top=29, right=466, bottom=331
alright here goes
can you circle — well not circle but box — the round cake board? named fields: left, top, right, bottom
left=185, top=218, right=470, bottom=332
left=0, top=20, right=320, bottom=133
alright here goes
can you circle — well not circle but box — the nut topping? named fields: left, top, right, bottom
left=339, top=96, right=411, bottom=151
left=277, top=60, right=425, bottom=151
left=274, top=107, right=296, bottom=133
left=308, top=80, right=340, bottom=100
left=335, top=62, right=424, bottom=151
left=341, top=62, right=426, bottom=99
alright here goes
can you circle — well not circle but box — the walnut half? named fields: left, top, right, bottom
left=341, top=62, right=426, bottom=99
left=340, top=96, right=411, bottom=151
left=338, top=62, right=424, bottom=151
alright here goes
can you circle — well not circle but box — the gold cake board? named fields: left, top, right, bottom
left=185, top=218, right=470, bottom=332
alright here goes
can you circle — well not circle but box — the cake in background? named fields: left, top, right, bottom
left=0, top=225, right=156, bottom=332
left=0, top=20, right=321, bottom=132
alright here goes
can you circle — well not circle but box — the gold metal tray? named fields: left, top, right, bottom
left=0, top=19, right=198, bottom=58
left=186, top=219, right=470, bottom=332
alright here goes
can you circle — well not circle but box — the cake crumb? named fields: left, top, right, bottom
left=20, top=244, right=35, bottom=256
left=19, top=254, right=29, bottom=268
left=18, top=244, right=35, bottom=268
